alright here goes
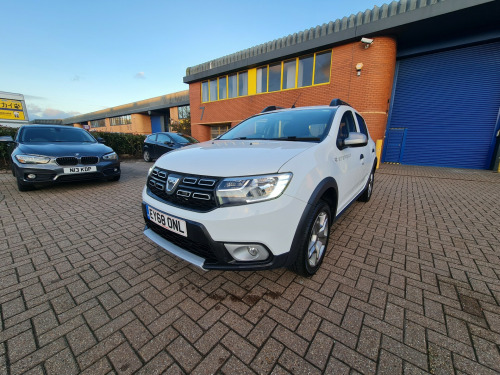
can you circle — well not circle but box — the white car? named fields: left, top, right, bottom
left=141, top=99, right=376, bottom=276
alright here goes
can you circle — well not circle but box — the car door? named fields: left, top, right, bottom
left=155, top=133, right=174, bottom=158
left=144, top=134, right=157, bottom=158
left=354, top=113, right=374, bottom=185
left=333, top=110, right=365, bottom=212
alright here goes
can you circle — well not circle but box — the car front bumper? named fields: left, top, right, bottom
left=141, top=186, right=307, bottom=270
left=13, top=159, right=121, bottom=185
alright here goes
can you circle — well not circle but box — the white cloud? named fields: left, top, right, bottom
left=27, top=103, right=80, bottom=119
left=134, top=72, right=146, bottom=79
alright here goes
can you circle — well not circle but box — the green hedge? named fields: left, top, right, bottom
left=91, top=131, right=146, bottom=158
left=0, top=126, right=18, bottom=168
left=0, top=126, right=146, bottom=169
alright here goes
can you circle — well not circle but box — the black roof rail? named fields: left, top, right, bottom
left=329, top=99, right=350, bottom=107
left=261, top=106, right=284, bottom=113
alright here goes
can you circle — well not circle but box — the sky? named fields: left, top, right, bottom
left=2, top=0, right=385, bottom=120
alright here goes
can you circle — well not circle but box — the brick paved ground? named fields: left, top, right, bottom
left=1, top=161, right=499, bottom=374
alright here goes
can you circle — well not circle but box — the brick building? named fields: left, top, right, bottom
left=63, top=91, right=189, bottom=135
left=184, top=0, right=500, bottom=170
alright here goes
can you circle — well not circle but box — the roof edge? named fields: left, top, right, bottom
left=62, top=90, right=189, bottom=125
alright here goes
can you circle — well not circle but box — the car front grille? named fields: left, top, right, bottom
left=56, top=156, right=99, bottom=166
left=147, top=167, right=220, bottom=212
left=56, top=157, right=78, bottom=166
left=81, top=156, right=98, bottom=164
left=146, top=219, right=217, bottom=261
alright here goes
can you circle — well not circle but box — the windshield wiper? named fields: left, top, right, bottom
left=269, top=136, right=321, bottom=142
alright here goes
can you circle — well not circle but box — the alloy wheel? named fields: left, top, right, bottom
left=307, top=211, right=329, bottom=267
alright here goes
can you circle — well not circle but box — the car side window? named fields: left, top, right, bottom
left=156, top=134, right=170, bottom=143
left=355, top=113, right=368, bottom=136
left=337, top=111, right=357, bottom=148
left=147, top=134, right=157, bottom=142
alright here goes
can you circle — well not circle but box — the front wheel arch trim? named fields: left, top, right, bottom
left=286, top=177, right=338, bottom=267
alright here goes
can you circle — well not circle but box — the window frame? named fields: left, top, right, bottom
left=156, top=133, right=172, bottom=144
left=110, top=115, right=132, bottom=126
left=256, top=66, right=268, bottom=94
left=282, top=58, right=297, bottom=90
left=90, top=119, right=106, bottom=128
left=178, top=106, right=190, bottom=120
left=238, top=71, right=248, bottom=97
left=355, top=113, right=369, bottom=136
left=200, top=49, right=332, bottom=102
left=336, top=111, right=358, bottom=149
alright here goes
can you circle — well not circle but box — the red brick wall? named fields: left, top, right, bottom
left=189, top=37, right=397, bottom=142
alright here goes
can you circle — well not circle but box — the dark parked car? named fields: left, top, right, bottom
left=143, top=132, right=199, bottom=162
left=0, top=125, right=120, bottom=191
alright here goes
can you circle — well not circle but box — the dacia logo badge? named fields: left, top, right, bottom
left=166, top=175, right=181, bottom=195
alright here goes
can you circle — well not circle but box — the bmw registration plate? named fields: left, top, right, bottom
left=63, top=166, right=97, bottom=174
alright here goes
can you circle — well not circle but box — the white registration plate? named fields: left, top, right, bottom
left=147, top=205, right=187, bottom=237
left=63, top=166, right=97, bottom=174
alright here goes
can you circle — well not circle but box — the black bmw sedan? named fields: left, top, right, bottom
left=1, top=125, right=120, bottom=191
left=142, top=132, right=199, bottom=162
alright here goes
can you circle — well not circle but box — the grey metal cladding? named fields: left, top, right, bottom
left=183, top=0, right=494, bottom=83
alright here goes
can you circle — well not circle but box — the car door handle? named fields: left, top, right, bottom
left=360, top=154, right=364, bottom=160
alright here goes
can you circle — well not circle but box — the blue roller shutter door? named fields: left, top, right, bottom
left=385, top=42, right=500, bottom=169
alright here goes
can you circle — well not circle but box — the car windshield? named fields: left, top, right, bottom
left=21, top=127, right=96, bottom=143
left=219, top=109, right=335, bottom=142
left=169, top=133, right=199, bottom=144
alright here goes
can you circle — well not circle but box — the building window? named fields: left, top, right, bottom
left=268, top=63, right=281, bottom=92
left=110, top=115, right=132, bottom=126
left=283, top=59, right=296, bottom=90
left=228, top=74, right=237, bottom=98
left=255, top=50, right=331, bottom=94
left=210, top=124, right=231, bottom=139
left=218, top=76, right=227, bottom=100
left=199, top=49, right=331, bottom=103
left=90, top=119, right=106, bottom=128
left=178, top=106, right=190, bottom=119
left=238, top=71, right=248, bottom=96
left=298, top=55, right=314, bottom=87
left=202, top=71, right=249, bottom=102
left=257, top=66, right=267, bottom=93
left=202, top=81, right=209, bottom=102
left=209, top=79, right=217, bottom=101
left=314, top=51, right=332, bottom=85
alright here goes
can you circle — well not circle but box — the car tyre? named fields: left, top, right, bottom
left=358, top=168, right=374, bottom=202
left=143, top=150, right=152, bottom=162
left=291, top=200, right=331, bottom=277
left=108, top=175, right=121, bottom=182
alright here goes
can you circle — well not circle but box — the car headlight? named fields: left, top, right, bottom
left=15, top=154, right=51, bottom=164
left=216, top=173, right=292, bottom=206
left=103, top=152, right=118, bottom=160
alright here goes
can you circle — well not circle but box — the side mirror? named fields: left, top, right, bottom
left=343, top=132, right=368, bottom=148
left=0, top=135, right=14, bottom=143
left=97, top=137, right=106, bottom=144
